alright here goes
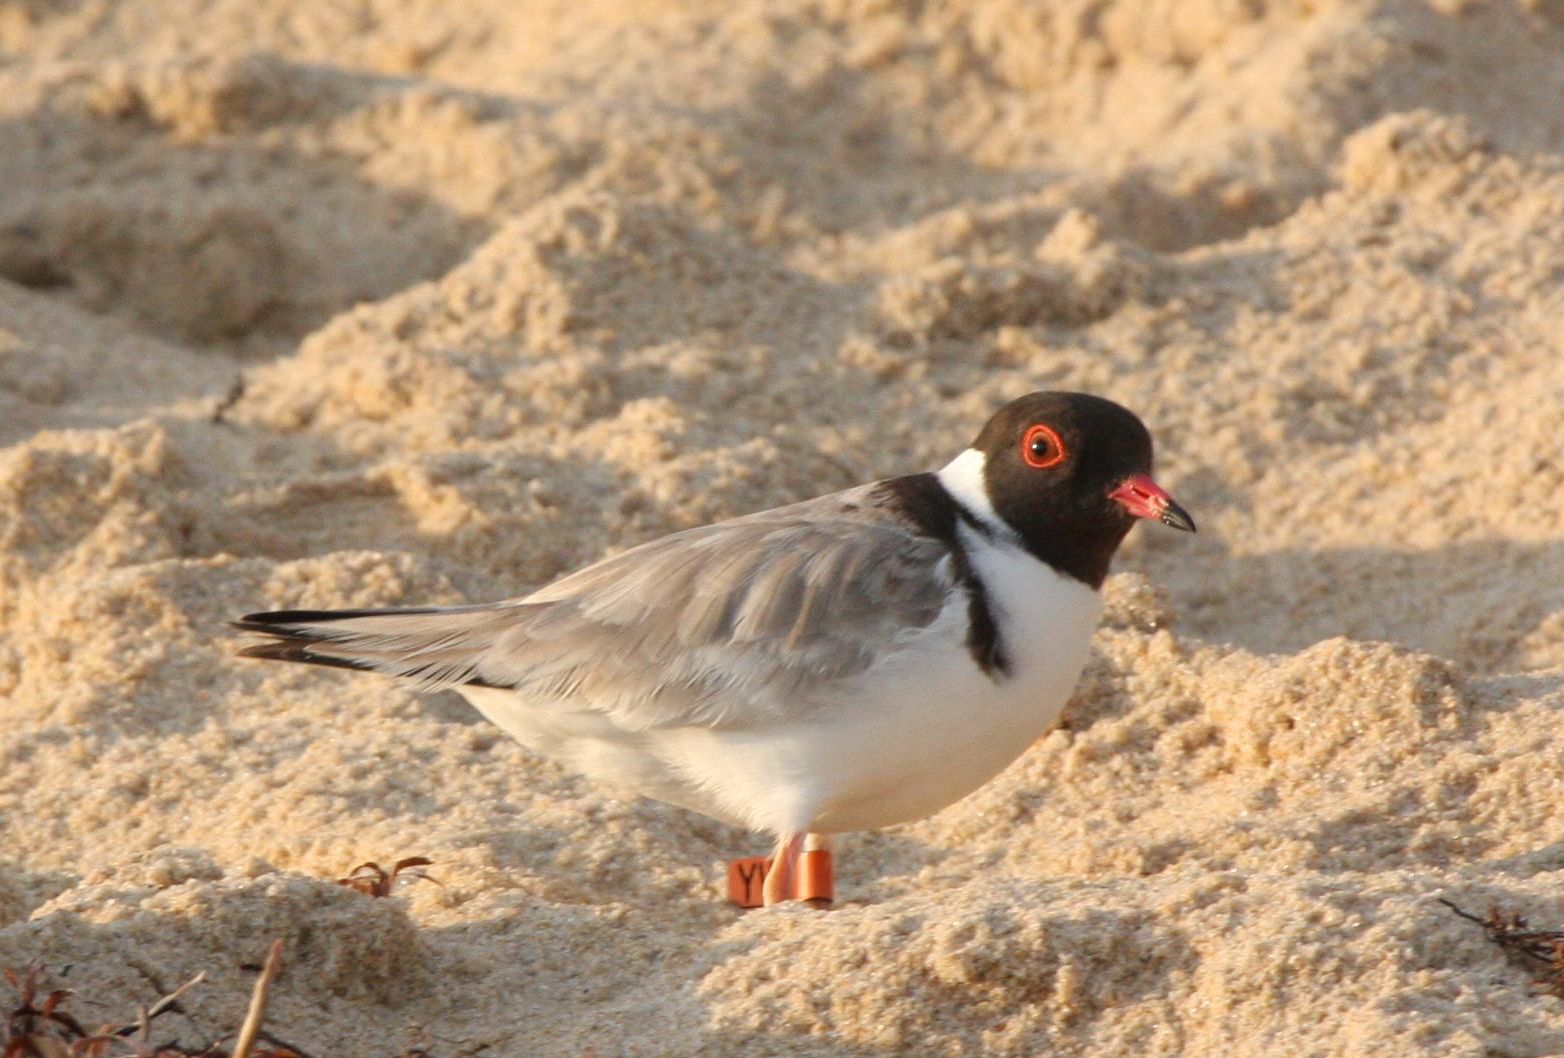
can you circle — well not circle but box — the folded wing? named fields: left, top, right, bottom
left=235, top=486, right=955, bottom=730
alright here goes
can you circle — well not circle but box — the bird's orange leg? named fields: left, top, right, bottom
left=727, top=834, right=835, bottom=908
left=762, top=833, right=805, bottom=907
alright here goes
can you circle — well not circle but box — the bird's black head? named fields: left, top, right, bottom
left=969, top=391, right=1194, bottom=587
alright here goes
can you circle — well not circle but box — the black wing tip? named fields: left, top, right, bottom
left=235, top=607, right=426, bottom=626
left=235, top=639, right=379, bottom=674
left=230, top=615, right=324, bottom=640
left=231, top=610, right=353, bottom=658
left=230, top=605, right=451, bottom=636
left=235, top=640, right=311, bottom=662
left=236, top=608, right=317, bottom=625
left=230, top=604, right=505, bottom=686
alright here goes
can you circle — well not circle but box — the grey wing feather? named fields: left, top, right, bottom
left=241, top=485, right=955, bottom=730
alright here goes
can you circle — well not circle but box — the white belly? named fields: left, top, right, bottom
left=660, top=539, right=1101, bottom=834
left=461, top=539, right=1102, bottom=837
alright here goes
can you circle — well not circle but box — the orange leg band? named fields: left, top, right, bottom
left=794, top=848, right=834, bottom=905
left=725, top=848, right=834, bottom=908
left=726, top=855, right=770, bottom=908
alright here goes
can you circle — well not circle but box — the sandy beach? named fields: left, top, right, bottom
left=4, top=1, right=1564, bottom=1054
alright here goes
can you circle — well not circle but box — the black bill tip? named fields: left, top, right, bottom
left=1158, top=499, right=1196, bottom=533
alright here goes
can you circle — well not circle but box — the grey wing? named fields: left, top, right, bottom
left=236, top=485, right=956, bottom=730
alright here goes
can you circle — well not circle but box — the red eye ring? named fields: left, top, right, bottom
left=1021, top=424, right=1066, bottom=469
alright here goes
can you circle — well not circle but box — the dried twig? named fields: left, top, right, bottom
left=140, top=973, right=206, bottom=1028
left=336, top=859, right=437, bottom=899
left=230, top=941, right=283, bottom=1058
left=1439, top=898, right=1564, bottom=998
left=210, top=376, right=246, bottom=425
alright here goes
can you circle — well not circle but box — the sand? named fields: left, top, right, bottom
left=3, top=0, right=1564, bottom=1054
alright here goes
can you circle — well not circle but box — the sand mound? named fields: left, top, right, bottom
left=3, top=1, right=1564, bottom=1055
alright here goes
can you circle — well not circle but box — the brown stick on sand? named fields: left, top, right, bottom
left=232, top=939, right=284, bottom=1058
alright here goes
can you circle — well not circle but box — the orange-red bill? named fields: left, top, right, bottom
left=1110, top=474, right=1196, bottom=532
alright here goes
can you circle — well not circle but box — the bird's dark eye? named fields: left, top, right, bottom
left=1021, top=424, right=1066, bottom=469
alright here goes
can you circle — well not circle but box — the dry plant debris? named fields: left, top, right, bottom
left=4, top=960, right=218, bottom=1058
left=4, top=963, right=86, bottom=1057
left=0, top=950, right=427, bottom=1058
left=1439, top=899, right=1564, bottom=999
left=335, top=859, right=437, bottom=899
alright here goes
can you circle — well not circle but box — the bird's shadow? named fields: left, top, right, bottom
left=1125, top=529, right=1564, bottom=675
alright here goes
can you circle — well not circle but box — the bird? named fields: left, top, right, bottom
left=233, top=391, right=1194, bottom=907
